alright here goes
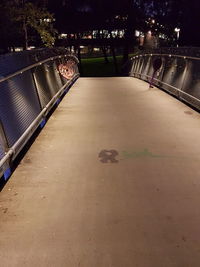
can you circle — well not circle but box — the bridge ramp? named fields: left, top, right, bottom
left=1, top=77, right=200, bottom=266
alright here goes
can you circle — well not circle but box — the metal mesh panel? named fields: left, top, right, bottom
left=146, top=56, right=156, bottom=77
left=134, top=59, right=140, bottom=73
left=141, top=56, right=150, bottom=72
left=74, top=65, right=79, bottom=76
left=33, top=64, right=53, bottom=108
left=182, top=59, right=200, bottom=99
left=53, top=59, right=63, bottom=88
left=133, top=60, right=138, bottom=73
left=55, top=59, right=67, bottom=86
left=45, top=61, right=62, bottom=93
left=137, top=57, right=145, bottom=75
left=155, top=57, right=165, bottom=81
left=131, top=60, right=137, bottom=73
left=55, top=58, right=65, bottom=85
left=33, top=60, right=65, bottom=108
left=0, top=123, right=7, bottom=160
left=148, top=56, right=164, bottom=87
left=141, top=56, right=152, bottom=80
left=131, top=59, right=139, bottom=77
left=0, top=141, right=5, bottom=160
left=0, top=70, right=41, bottom=147
left=130, top=59, right=135, bottom=74
left=162, top=56, right=186, bottom=89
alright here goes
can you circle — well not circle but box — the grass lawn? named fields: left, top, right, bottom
left=81, top=55, right=126, bottom=77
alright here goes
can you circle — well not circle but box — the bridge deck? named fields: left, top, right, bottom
left=1, top=77, right=200, bottom=267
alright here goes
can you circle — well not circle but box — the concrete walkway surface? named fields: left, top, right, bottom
left=0, top=77, right=200, bottom=267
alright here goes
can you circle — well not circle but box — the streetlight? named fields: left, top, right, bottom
left=174, top=27, right=180, bottom=47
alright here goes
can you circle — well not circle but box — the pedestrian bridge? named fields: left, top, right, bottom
left=1, top=75, right=200, bottom=266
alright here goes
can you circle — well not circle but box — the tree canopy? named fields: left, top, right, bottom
left=0, top=0, right=56, bottom=52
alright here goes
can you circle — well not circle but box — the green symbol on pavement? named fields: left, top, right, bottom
left=122, top=148, right=165, bottom=159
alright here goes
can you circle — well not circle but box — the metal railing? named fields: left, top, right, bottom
left=129, top=48, right=200, bottom=111
left=0, top=49, right=79, bottom=180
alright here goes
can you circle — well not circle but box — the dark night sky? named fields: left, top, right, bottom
left=44, top=0, right=200, bottom=45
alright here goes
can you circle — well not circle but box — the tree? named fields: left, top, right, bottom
left=0, top=0, right=57, bottom=52
left=14, top=1, right=57, bottom=49
left=0, top=1, right=23, bottom=53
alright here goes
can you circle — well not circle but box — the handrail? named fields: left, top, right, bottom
left=0, top=73, right=79, bottom=170
left=130, top=50, right=200, bottom=111
left=132, top=72, right=200, bottom=103
left=131, top=53, right=200, bottom=61
left=0, top=50, right=79, bottom=180
left=0, top=53, right=78, bottom=84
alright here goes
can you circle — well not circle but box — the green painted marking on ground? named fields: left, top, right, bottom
left=121, top=148, right=167, bottom=159
left=121, top=148, right=200, bottom=161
